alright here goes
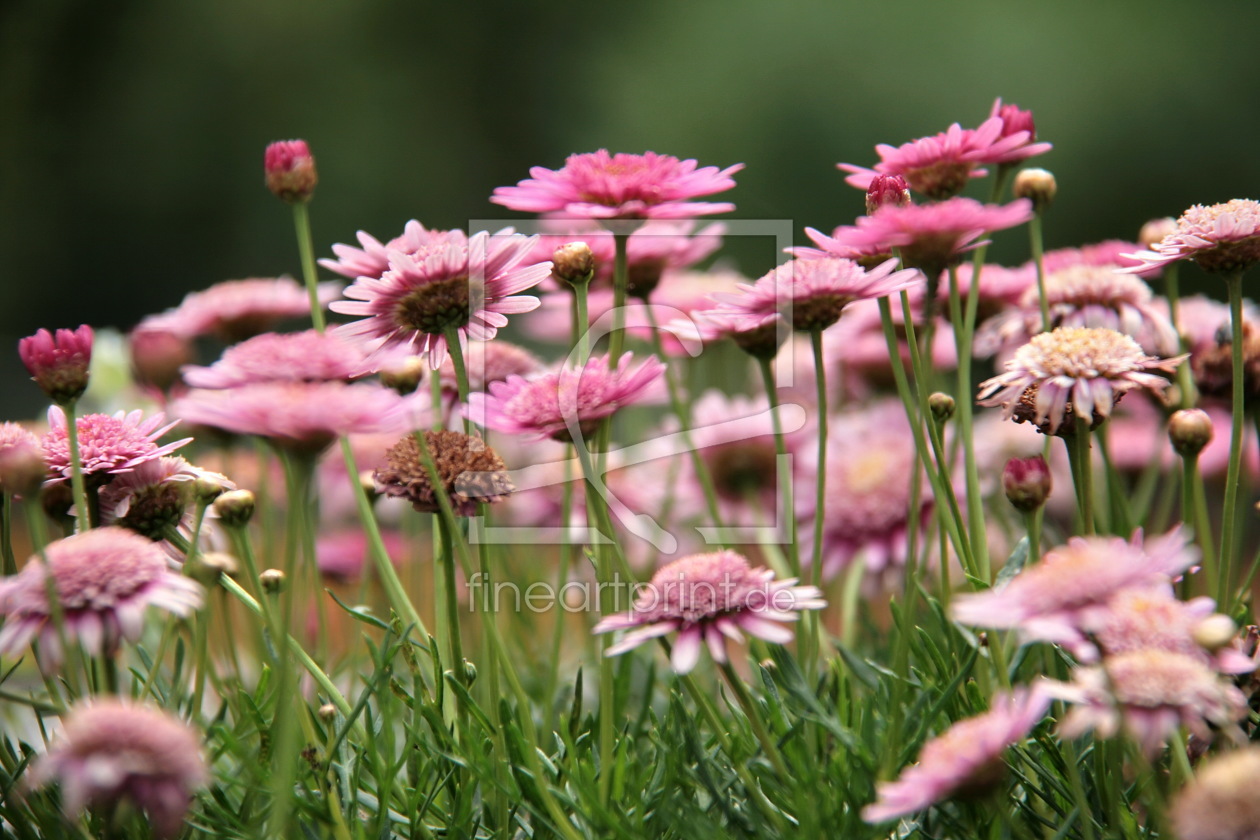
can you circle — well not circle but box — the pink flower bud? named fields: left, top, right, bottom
left=18, top=325, right=93, bottom=405
left=0, top=422, right=46, bottom=496
left=865, top=174, right=912, bottom=215
left=552, top=241, right=596, bottom=286
left=992, top=101, right=1037, bottom=141
left=1002, top=455, right=1052, bottom=512
left=1139, top=217, right=1178, bottom=250
left=264, top=139, right=318, bottom=203
left=129, top=328, right=193, bottom=393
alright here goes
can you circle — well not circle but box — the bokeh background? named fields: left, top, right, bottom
left=4, top=0, right=1259, bottom=417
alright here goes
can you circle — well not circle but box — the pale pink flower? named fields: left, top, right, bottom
left=330, top=229, right=550, bottom=369
left=1041, top=239, right=1159, bottom=279
left=42, top=407, right=191, bottom=485
left=1122, top=199, right=1260, bottom=274
left=525, top=219, right=725, bottom=292
left=98, top=456, right=235, bottom=540
left=465, top=352, right=665, bottom=442
left=687, top=307, right=790, bottom=360
left=862, top=687, right=1051, bottom=823
left=31, top=699, right=207, bottom=839
left=1177, top=294, right=1260, bottom=401
left=1048, top=649, right=1248, bottom=757
left=839, top=114, right=1049, bottom=198
left=0, top=527, right=204, bottom=670
left=593, top=549, right=825, bottom=673
left=0, top=422, right=46, bottom=495
left=976, top=327, right=1183, bottom=434
left=491, top=150, right=743, bottom=220
left=1170, top=748, right=1260, bottom=840
left=802, top=401, right=931, bottom=585
left=139, top=278, right=341, bottom=343
left=174, top=381, right=408, bottom=455
left=707, top=257, right=922, bottom=334
left=811, top=198, right=1034, bottom=274
left=950, top=529, right=1198, bottom=651
left=182, top=329, right=365, bottom=388
left=19, top=325, right=93, bottom=405
left=437, top=341, right=544, bottom=417
left=320, top=220, right=466, bottom=281
left=942, top=261, right=1035, bottom=324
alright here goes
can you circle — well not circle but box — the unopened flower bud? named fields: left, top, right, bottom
left=193, top=477, right=229, bottom=505
left=866, top=174, right=912, bottom=215
left=185, top=551, right=239, bottom=585
left=1192, top=614, right=1238, bottom=651
left=129, top=328, right=192, bottom=394
left=552, top=242, right=596, bottom=287
left=1013, top=168, right=1056, bottom=211
left=0, top=423, right=48, bottom=496
left=318, top=703, right=337, bottom=722
left=213, top=489, right=256, bottom=527
left=378, top=356, right=426, bottom=395
left=1139, top=217, right=1177, bottom=250
left=462, top=660, right=478, bottom=684
left=1002, top=455, right=1052, bottom=512
left=260, top=568, right=286, bottom=593
left=359, top=470, right=379, bottom=500
left=19, top=325, right=93, bottom=405
left=264, top=139, right=318, bottom=204
left=928, top=392, right=956, bottom=422
left=1169, top=409, right=1213, bottom=458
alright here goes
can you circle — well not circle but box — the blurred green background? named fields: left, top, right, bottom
left=3, top=0, right=1259, bottom=417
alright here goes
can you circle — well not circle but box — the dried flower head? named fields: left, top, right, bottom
left=594, top=549, right=825, bottom=673
left=374, top=430, right=514, bottom=516
left=977, top=327, right=1184, bottom=434
left=19, top=325, right=93, bottom=405
left=31, top=699, right=208, bottom=839
left=0, top=527, right=204, bottom=669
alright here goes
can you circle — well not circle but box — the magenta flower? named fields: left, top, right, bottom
left=708, top=257, right=922, bottom=334
left=594, top=549, right=825, bottom=673
left=809, top=198, right=1034, bottom=275
left=330, top=229, right=551, bottom=369
left=1122, top=199, right=1260, bottom=275
left=31, top=699, right=207, bottom=839
left=986, top=98, right=1051, bottom=164
left=264, top=138, right=317, bottom=203
left=977, top=326, right=1184, bottom=434
left=174, top=381, right=408, bottom=455
left=1048, top=648, right=1248, bottom=757
left=491, top=150, right=743, bottom=220
left=0, top=527, right=204, bottom=670
left=950, top=528, right=1198, bottom=651
left=839, top=114, right=1050, bottom=199
left=98, top=456, right=235, bottom=540
left=19, top=325, right=93, bottom=405
left=862, top=687, right=1051, bottom=823
left=182, top=329, right=365, bottom=388
left=465, top=352, right=665, bottom=442
left=1042, top=239, right=1159, bottom=278
left=320, top=221, right=466, bottom=282
left=139, top=278, right=342, bottom=343
left=42, top=407, right=191, bottom=485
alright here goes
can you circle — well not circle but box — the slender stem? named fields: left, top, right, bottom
left=1029, top=214, right=1050, bottom=332
left=26, top=502, right=82, bottom=696
left=542, top=457, right=576, bottom=743
left=1165, top=263, right=1198, bottom=408
left=291, top=202, right=326, bottom=333
left=62, top=402, right=91, bottom=534
left=1220, top=271, right=1247, bottom=604
left=1067, top=420, right=1096, bottom=535
left=1094, top=423, right=1131, bottom=535
left=804, top=328, right=829, bottom=674
left=1, top=493, right=13, bottom=576
left=758, top=357, right=800, bottom=577
left=607, top=232, right=630, bottom=364
left=1024, top=508, right=1043, bottom=566
left=573, top=281, right=591, bottom=366
left=1182, top=453, right=1216, bottom=593
left=441, top=324, right=471, bottom=407
left=717, top=661, right=789, bottom=779
left=947, top=264, right=991, bottom=578
left=436, top=515, right=465, bottom=677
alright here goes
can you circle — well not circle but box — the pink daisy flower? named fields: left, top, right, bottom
left=976, top=326, right=1184, bottom=434
left=1178, top=294, right=1260, bottom=401
left=839, top=114, right=1050, bottom=199
left=491, top=150, right=743, bottom=220
left=1042, top=239, right=1160, bottom=279
left=320, top=220, right=466, bottom=282
left=138, top=277, right=341, bottom=343
left=31, top=699, right=207, bottom=840
left=707, top=257, right=922, bottom=334
left=181, top=329, right=365, bottom=388
left=950, top=528, right=1198, bottom=651
left=98, top=456, right=235, bottom=541
left=862, top=687, right=1051, bottom=823
left=1047, top=648, right=1248, bottom=757
left=593, top=549, right=825, bottom=673
left=19, top=325, right=93, bottom=405
left=465, top=352, right=666, bottom=443
left=330, top=229, right=551, bottom=369
left=437, top=340, right=543, bottom=402
left=1122, top=199, right=1260, bottom=275
left=985, top=98, right=1052, bottom=164
left=0, top=527, right=204, bottom=670
left=42, top=407, right=191, bottom=485
left=811, top=198, right=1035, bottom=275
left=0, top=422, right=47, bottom=496
left=173, top=381, right=409, bottom=455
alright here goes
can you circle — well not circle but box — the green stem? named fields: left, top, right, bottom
left=1024, top=508, right=1042, bottom=566
left=573, top=280, right=591, bottom=366
left=1029, top=213, right=1050, bottom=332
left=947, top=264, right=991, bottom=578
left=436, top=515, right=465, bottom=678
left=758, top=357, right=800, bottom=577
left=1220, top=271, right=1247, bottom=604
left=1067, top=420, right=1096, bottom=535
left=804, top=327, right=829, bottom=673
left=441, top=324, right=471, bottom=408
left=1183, top=453, right=1216, bottom=593
left=717, top=661, right=789, bottom=779
left=62, top=401, right=91, bottom=533
left=1165, top=263, right=1198, bottom=408
left=291, top=202, right=326, bottom=333
left=607, top=232, right=630, bottom=364
left=1, top=493, right=14, bottom=576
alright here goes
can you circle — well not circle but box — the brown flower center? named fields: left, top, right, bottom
left=394, top=276, right=475, bottom=335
